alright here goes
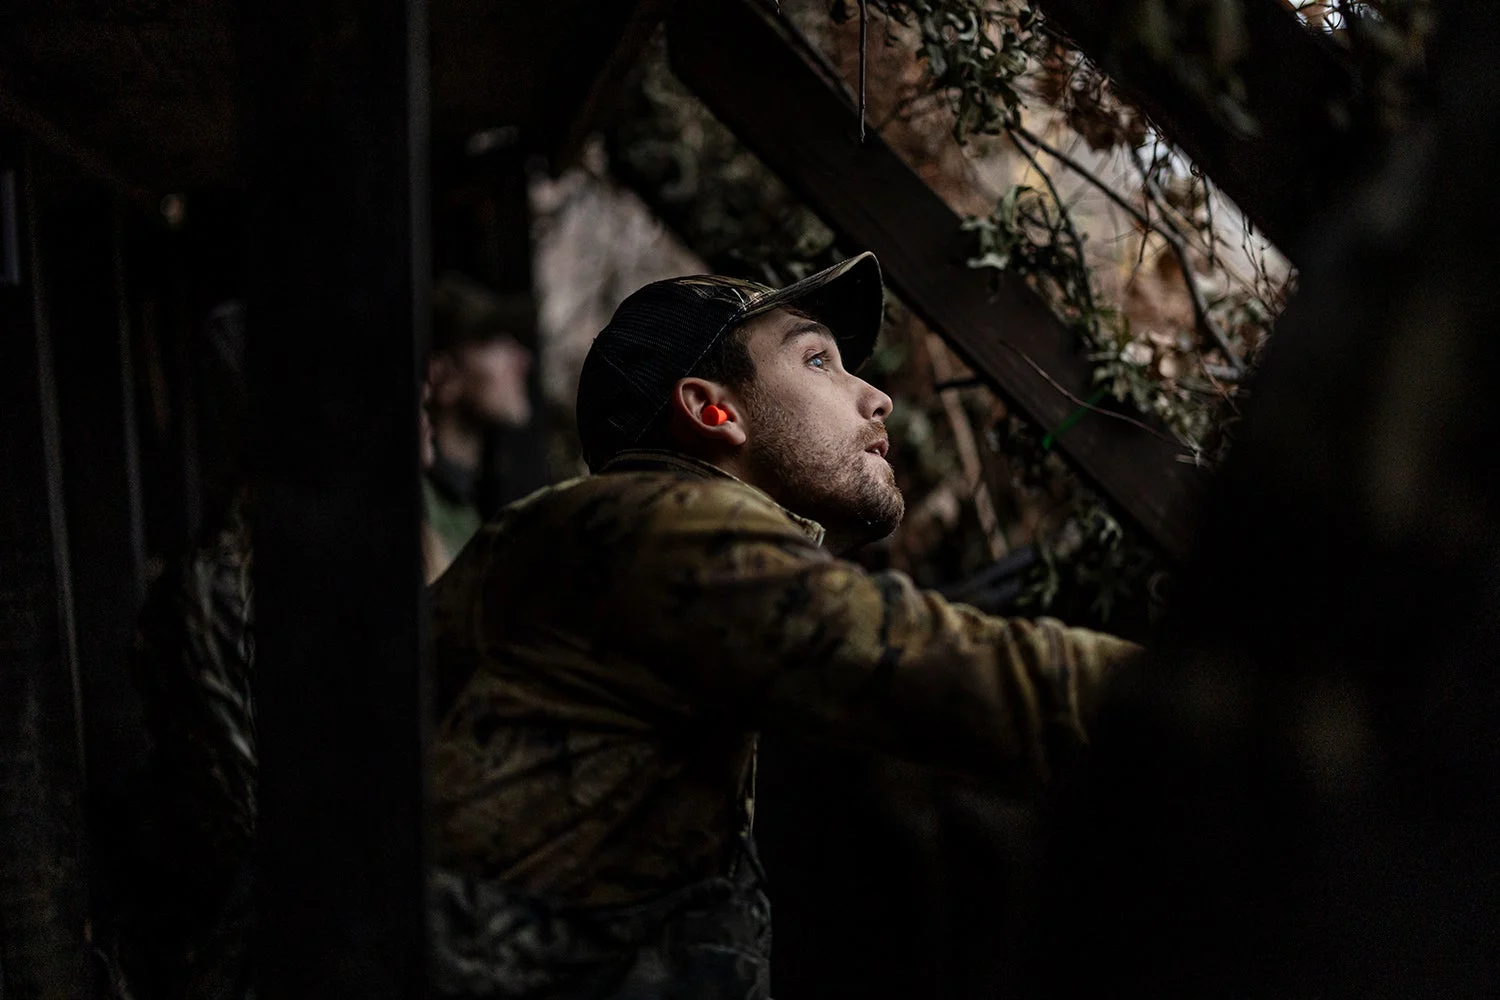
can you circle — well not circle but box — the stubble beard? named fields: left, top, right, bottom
left=745, top=395, right=905, bottom=553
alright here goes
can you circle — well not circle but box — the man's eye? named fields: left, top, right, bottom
left=808, top=353, right=828, bottom=369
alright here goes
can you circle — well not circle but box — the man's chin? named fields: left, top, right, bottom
left=824, top=490, right=904, bottom=554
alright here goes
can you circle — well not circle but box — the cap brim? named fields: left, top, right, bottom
left=737, top=252, right=884, bottom=371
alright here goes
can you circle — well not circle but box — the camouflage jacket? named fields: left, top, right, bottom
left=124, top=487, right=257, bottom=999
left=429, top=450, right=1138, bottom=983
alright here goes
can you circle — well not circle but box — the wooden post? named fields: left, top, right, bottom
left=242, top=0, right=430, bottom=993
left=31, top=159, right=152, bottom=939
left=0, top=137, right=97, bottom=1000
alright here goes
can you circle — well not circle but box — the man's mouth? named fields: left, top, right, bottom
left=865, top=438, right=889, bottom=459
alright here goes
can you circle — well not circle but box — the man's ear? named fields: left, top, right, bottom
left=673, top=378, right=748, bottom=448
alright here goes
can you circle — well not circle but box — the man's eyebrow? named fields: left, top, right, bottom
left=779, top=319, right=833, bottom=346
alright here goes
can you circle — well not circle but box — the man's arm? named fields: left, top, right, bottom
left=611, top=485, right=1141, bottom=790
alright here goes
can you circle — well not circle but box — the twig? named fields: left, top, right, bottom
left=1011, top=126, right=1153, bottom=246
left=1202, top=365, right=1243, bottom=416
left=993, top=337, right=1184, bottom=449
left=1138, top=174, right=1244, bottom=372
left=1197, top=167, right=1219, bottom=269
left=1201, top=362, right=1242, bottom=384
left=1156, top=175, right=1280, bottom=306
left=1009, top=130, right=1096, bottom=316
left=927, top=333, right=1008, bottom=559
left=1009, top=124, right=1244, bottom=372
left=1135, top=164, right=1152, bottom=268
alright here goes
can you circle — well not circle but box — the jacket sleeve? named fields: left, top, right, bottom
left=612, top=486, right=1141, bottom=789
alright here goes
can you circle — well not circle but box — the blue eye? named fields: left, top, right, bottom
left=808, top=353, right=828, bottom=369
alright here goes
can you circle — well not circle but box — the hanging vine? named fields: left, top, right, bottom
left=825, top=0, right=1431, bottom=621
left=846, top=0, right=1285, bottom=460
left=815, top=0, right=1314, bottom=624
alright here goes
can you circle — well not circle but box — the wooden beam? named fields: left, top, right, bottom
left=1, top=0, right=674, bottom=193
left=242, top=0, right=429, bottom=993
left=430, top=0, right=675, bottom=153
left=1034, top=0, right=1363, bottom=263
left=0, top=136, right=97, bottom=1000
left=0, top=83, right=161, bottom=212
left=0, top=16, right=239, bottom=198
left=667, top=0, right=1205, bottom=563
left=548, top=0, right=682, bottom=170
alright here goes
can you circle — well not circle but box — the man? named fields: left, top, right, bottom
left=428, top=252, right=1139, bottom=998
left=425, top=272, right=536, bottom=571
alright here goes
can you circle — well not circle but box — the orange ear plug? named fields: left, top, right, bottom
left=702, top=404, right=730, bottom=426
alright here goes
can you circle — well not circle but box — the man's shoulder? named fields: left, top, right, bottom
left=432, top=468, right=809, bottom=613
left=501, top=468, right=797, bottom=538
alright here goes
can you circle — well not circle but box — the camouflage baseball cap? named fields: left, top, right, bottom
left=576, top=252, right=884, bottom=471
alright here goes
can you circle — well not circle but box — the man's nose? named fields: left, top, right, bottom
left=856, top=377, right=893, bottom=421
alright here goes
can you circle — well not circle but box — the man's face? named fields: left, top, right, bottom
left=735, top=308, right=904, bottom=551
left=439, top=337, right=534, bottom=428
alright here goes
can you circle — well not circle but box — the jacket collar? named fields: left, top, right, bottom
left=599, top=449, right=826, bottom=548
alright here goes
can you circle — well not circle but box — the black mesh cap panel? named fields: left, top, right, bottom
left=576, top=253, right=884, bottom=471
left=576, top=281, right=746, bottom=470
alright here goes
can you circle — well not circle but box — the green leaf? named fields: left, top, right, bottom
left=967, top=251, right=1012, bottom=271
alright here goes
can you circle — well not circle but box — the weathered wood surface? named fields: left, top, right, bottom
left=242, top=0, right=429, bottom=993
left=0, top=136, right=97, bottom=1000
left=669, top=0, right=1207, bottom=563
left=0, top=0, right=677, bottom=196
left=32, top=163, right=152, bottom=947
left=0, top=9, right=240, bottom=196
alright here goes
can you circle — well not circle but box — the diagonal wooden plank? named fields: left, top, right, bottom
left=1035, top=0, right=1363, bottom=263
left=667, top=0, right=1205, bottom=563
